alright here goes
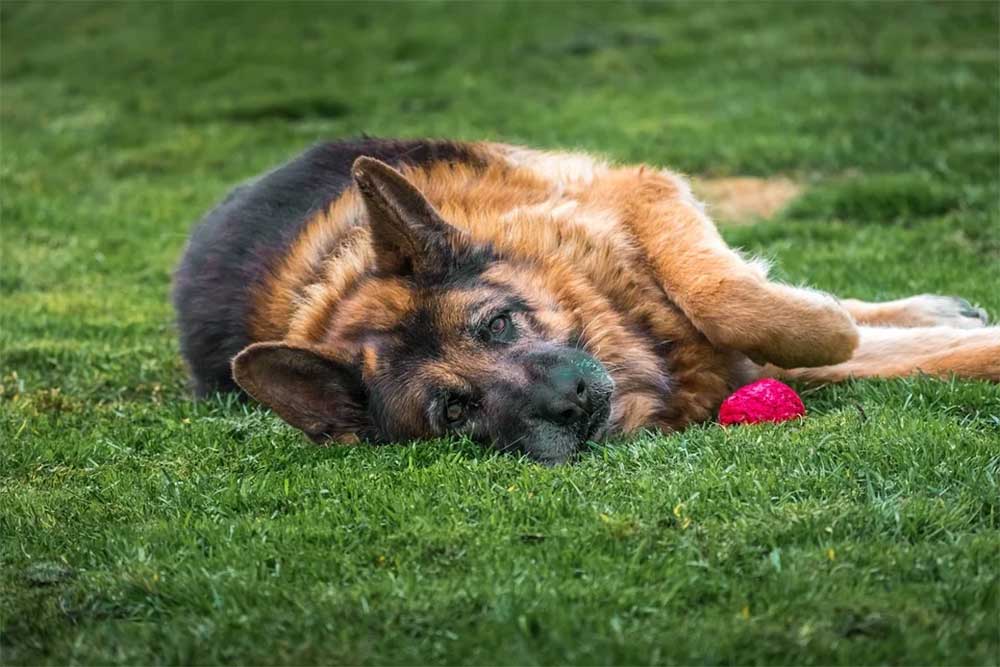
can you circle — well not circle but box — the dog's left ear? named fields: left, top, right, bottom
left=232, top=342, right=370, bottom=443
left=352, top=156, right=466, bottom=275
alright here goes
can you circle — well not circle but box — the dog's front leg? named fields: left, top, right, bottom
left=840, top=295, right=989, bottom=329
left=598, top=168, right=859, bottom=369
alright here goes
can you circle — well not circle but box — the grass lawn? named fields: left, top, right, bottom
left=2, top=2, right=999, bottom=664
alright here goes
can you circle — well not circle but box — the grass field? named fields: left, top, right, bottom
left=2, top=2, right=999, bottom=665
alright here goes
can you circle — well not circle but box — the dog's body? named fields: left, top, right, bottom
left=174, top=139, right=998, bottom=462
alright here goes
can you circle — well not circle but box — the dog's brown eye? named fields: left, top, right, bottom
left=445, top=401, right=465, bottom=423
left=489, top=314, right=507, bottom=335
left=479, top=312, right=515, bottom=344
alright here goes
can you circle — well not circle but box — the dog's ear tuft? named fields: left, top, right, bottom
left=232, top=342, right=369, bottom=443
left=352, top=156, right=464, bottom=275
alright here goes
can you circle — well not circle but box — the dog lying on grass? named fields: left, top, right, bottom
left=173, top=139, right=998, bottom=463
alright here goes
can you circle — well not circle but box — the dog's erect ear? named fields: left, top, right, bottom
left=352, top=156, right=464, bottom=275
left=232, top=342, right=369, bottom=443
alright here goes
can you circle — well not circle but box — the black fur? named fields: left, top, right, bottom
left=172, top=138, right=482, bottom=395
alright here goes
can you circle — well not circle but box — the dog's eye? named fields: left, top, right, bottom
left=485, top=313, right=514, bottom=342
left=445, top=400, right=465, bottom=424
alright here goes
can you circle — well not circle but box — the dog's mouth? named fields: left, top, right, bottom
left=583, top=400, right=611, bottom=443
left=582, top=368, right=615, bottom=444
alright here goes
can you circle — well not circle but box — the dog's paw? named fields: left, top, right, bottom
left=743, top=285, right=860, bottom=369
left=905, top=295, right=989, bottom=329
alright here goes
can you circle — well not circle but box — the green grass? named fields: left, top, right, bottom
left=2, top=2, right=999, bottom=664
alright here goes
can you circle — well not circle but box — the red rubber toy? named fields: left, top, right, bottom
left=718, top=378, right=805, bottom=425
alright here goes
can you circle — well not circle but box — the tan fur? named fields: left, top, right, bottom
left=768, top=326, right=1000, bottom=383
left=841, top=295, right=989, bottom=329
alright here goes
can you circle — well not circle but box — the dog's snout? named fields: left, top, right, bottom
left=491, top=346, right=614, bottom=463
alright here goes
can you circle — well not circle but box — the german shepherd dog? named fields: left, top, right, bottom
left=174, top=139, right=999, bottom=464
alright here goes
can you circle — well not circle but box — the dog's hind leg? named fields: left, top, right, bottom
left=601, top=169, right=859, bottom=369
left=840, top=296, right=989, bottom=329
left=765, top=325, right=1000, bottom=383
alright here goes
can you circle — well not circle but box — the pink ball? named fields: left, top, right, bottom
left=718, top=378, right=805, bottom=426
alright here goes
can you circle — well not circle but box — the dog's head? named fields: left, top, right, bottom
left=233, top=157, right=613, bottom=464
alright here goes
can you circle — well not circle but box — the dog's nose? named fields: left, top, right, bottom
left=529, top=363, right=592, bottom=427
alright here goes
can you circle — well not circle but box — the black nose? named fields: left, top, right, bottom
left=529, top=363, right=592, bottom=427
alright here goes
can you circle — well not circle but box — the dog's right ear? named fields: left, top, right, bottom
left=232, top=342, right=369, bottom=443
left=352, top=156, right=465, bottom=275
